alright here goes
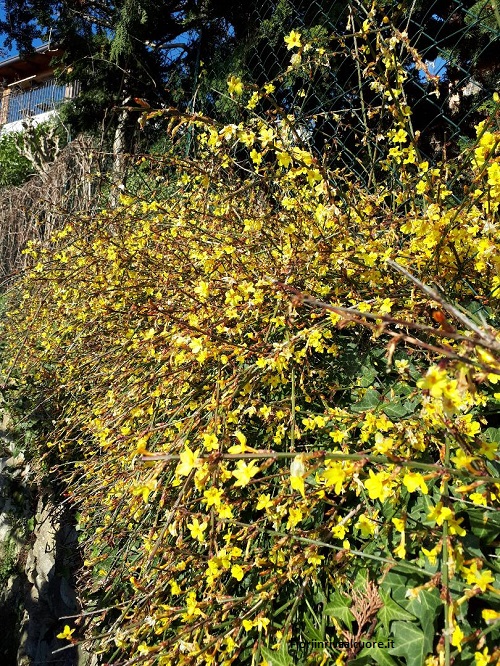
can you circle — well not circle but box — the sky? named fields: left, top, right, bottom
left=0, top=3, right=44, bottom=61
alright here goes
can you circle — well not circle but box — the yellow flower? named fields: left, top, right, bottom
left=259, top=127, right=274, bottom=147
left=464, top=562, right=495, bottom=592
left=474, top=647, right=490, bottom=666
left=227, top=75, right=243, bottom=95
left=187, top=517, right=208, bottom=542
left=290, top=454, right=306, bottom=498
left=250, top=149, right=263, bottom=165
left=276, top=151, right=292, bottom=168
left=232, top=459, right=260, bottom=487
left=203, top=487, right=223, bottom=508
left=255, top=616, right=270, bottom=633
left=256, top=493, right=273, bottom=510
left=364, top=470, right=393, bottom=501
left=284, top=30, right=302, bottom=50
left=469, top=492, right=487, bottom=506
left=202, top=432, right=219, bottom=451
left=287, top=507, right=303, bottom=529
left=131, top=479, right=157, bottom=503
left=231, top=564, right=245, bottom=581
left=176, top=444, right=201, bottom=477
left=56, top=625, right=75, bottom=640
left=482, top=608, right=500, bottom=623
left=169, top=579, right=182, bottom=595
left=417, top=366, right=448, bottom=397
left=427, top=502, right=453, bottom=525
left=403, top=471, right=428, bottom=494
left=451, top=624, right=464, bottom=652
left=320, top=461, right=346, bottom=494
left=422, top=545, right=440, bottom=566
left=451, top=449, right=476, bottom=470
left=392, top=517, right=406, bottom=532
left=356, top=514, right=378, bottom=538
left=393, top=539, right=406, bottom=559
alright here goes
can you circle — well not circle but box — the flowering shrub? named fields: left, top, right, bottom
left=2, top=13, right=500, bottom=666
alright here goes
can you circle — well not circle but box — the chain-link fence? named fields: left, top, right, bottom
left=175, top=0, right=499, bottom=182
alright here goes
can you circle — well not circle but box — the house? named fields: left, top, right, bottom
left=0, top=44, right=78, bottom=133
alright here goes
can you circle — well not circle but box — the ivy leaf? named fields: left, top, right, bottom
left=351, top=388, right=381, bottom=412
left=359, top=365, right=378, bottom=387
left=383, top=400, right=410, bottom=418
left=260, top=643, right=293, bottom=666
left=324, top=590, right=354, bottom=631
left=367, top=645, right=400, bottom=666
left=378, top=590, right=415, bottom=630
left=484, top=427, right=500, bottom=443
left=406, top=588, right=441, bottom=642
left=380, top=571, right=421, bottom=606
left=390, top=621, right=430, bottom=666
left=304, top=613, right=324, bottom=642
left=468, top=509, right=500, bottom=544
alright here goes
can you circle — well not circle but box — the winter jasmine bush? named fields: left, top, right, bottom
left=2, top=10, right=500, bottom=666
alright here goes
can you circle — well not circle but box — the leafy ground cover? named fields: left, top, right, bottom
left=1, top=11, right=500, bottom=666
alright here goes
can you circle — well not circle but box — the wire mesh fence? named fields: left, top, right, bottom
left=181, top=0, right=499, bottom=182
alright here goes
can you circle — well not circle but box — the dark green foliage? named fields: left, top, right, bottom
left=0, top=132, right=32, bottom=187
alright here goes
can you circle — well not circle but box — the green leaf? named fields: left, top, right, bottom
left=367, top=645, right=400, bottom=666
left=359, top=365, right=378, bottom=387
left=260, top=643, right=293, bottom=666
left=324, top=591, right=354, bottom=631
left=383, top=400, right=410, bottom=418
left=380, top=571, right=421, bottom=606
left=378, top=590, right=415, bottom=630
left=406, top=588, right=441, bottom=642
left=351, top=388, right=381, bottom=412
left=304, top=613, right=324, bottom=642
left=390, top=621, right=429, bottom=666
left=485, top=427, right=500, bottom=443
left=468, top=509, right=500, bottom=544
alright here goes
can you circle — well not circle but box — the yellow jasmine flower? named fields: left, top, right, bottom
left=131, top=479, right=157, bottom=503
left=276, top=151, right=292, bottom=168
left=232, top=459, right=260, bottom=487
left=290, top=454, right=306, bottom=497
left=422, top=545, right=440, bottom=566
left=356, top=514, right=378, bottom=538
left=427, top=502, right=453, bottom=525
left=320, top=461, right=346, bottom=494
left=482, top=608, right=500, bottom=623
left=451, top=449, right=476, bottom=470
left=231, top=564, right=245, bottom=581
left=255, top=616, right=270, bottom=633
left=227, top=75, right=243, bottom=95
left=187, top=517, right=208, bottom=542
left=203, top=487, right=223, bottom=508
left=364, top=469, right=393, bottom=501
left=176, top=444, right=201, bottom=477
left=287, top=507, right=303, bottom=529
left=57, top=625, right=75, bottom=640
left=217, top=503, right=234, bottom=519
left=284, top=30, right=302, bottom=50
left=392, top=517, right=406, bottom=532
left=256, top=493, right=273, bottom=510
left=169, top=579, right=181, bottom=595
left=474, top=647, right=490, bottom=666
left=202, top=432, right=219, bottom=451
left=451, top=624, right=464, bottom=652
left=464, top=562, right=495, bottom=592
left=403, top=471, right=428, bottom=494
left=417, top=366, right=448, bottom=397
left=469, top=492, right=487, bottom=506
